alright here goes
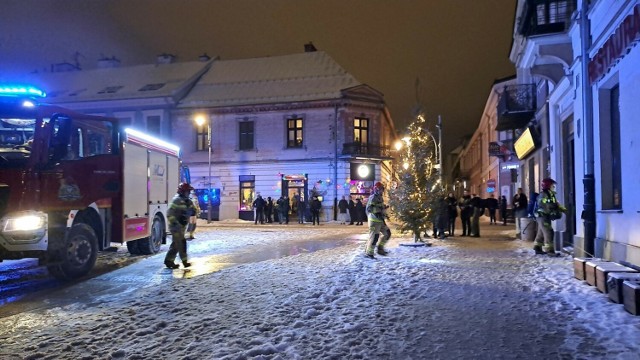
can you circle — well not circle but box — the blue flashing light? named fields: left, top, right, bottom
left=0, top=85, right=46, bottom=98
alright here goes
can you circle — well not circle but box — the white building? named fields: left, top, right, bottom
left=174, top=50, right=397, bottom=221
left=509, top=0, right=640, bottom=265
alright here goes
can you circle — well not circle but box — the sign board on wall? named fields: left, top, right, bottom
left=514, top=127, right=537, bottom=159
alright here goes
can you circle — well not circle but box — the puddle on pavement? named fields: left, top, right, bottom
left=174, top=236, right=359, bottom=279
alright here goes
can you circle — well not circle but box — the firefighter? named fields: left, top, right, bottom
left=533, top=178, right=567, bottom=256
left=365, top=182, right=391, bottom=258
left=164, top=182, right=195, bottom=269
left=186, top=190, right=201, bottom=240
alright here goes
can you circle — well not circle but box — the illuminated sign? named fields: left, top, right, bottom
left=350, top=163, right=374, bottom=181
left=589, top=5, right=640, bottom=84
left=514, top=128, right=536, bottom=159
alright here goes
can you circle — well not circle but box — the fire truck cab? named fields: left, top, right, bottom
left=0, top=85, right=182, bottom=280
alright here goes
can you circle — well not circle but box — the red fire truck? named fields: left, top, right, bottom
left=0, top=85, right=183, bottom=279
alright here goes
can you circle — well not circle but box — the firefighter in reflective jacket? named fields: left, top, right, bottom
left=365, top=182, right=391, bottom=258
left=533, top=178, right=567, bottom=256
left=164, top=182, right=195, bottom=269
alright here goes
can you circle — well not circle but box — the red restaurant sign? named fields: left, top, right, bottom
left=589, top=5, right=640, bottom=84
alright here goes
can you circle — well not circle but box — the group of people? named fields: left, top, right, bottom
left=162, top=176, right=568, bottom=269
left=337, top=196, right=367, bottom=225
left=430, top=191, right=509, bottom=239
left=251, top=194, right=325, bottom=225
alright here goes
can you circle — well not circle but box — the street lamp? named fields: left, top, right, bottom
left=417, top=114, right=443, bottom=187
left=194, top=113, right=212, bottom=224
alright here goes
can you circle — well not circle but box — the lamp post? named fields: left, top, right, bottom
left=194, top=114, right=212, bottom=224
left=417, top=115, right=443, bottom=187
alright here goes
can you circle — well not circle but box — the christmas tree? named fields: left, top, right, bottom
left=388, top=115, right=444, bottom=242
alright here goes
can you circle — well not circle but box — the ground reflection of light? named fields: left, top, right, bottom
left=417, top=258, right=450, bottom=265
left=171, top=258, right=235, bottom=279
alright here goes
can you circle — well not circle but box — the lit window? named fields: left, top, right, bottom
left=287, top=118, right=303, bottom=148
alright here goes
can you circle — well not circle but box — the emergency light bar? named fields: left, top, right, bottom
left=124, top=128, right=180, bottom=157
left=0, top=85, right=46, bottom=98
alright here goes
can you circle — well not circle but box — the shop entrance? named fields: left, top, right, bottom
left=282, top=174, right=308, bottom=221
left=562, top=117, right=576, bottom=247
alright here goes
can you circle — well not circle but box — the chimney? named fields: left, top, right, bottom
left=304, top=42, right=317, bottom=52
left=156, top=53, right=177, bottom=64
left=97, top=56, right=121, bottom=69
left=198, top=53, right=211, bottom=62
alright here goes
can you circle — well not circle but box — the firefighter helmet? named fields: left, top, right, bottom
left=541, top=178, right=556, bottom=190
left=177, top=182, right=194, bottom=194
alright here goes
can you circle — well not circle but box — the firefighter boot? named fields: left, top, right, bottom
left=164, top=261, right=179, bottom=269
left=182, top=260, right=192, bottom=268
left=377, top=246, right=389, bottom=256
left=533, top=246, right=546, bottom=255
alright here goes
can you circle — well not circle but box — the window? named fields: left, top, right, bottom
left=239, top=176, right=255, bottom=211
left=600, top=85, right=622, bottom=209
left=196, top=123, right=208, bottom=151
left=287, top=117, right=303, bottom=148
left=146, top=115, right=161, bottom=136
left=239, top=121, right=254, bottom=150
left=97, top=86, right=123, bottom=94
left=138, top=83, right=165, bottom=91
left=354, top=117, right=369, bottom=144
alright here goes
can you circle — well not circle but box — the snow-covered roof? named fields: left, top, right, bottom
left=23, top=60, right=213, bottom=103
left=179, top=51, right=361, bottom=108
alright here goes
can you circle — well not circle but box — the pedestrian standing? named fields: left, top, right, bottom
left=273, top=198, right=280, bottom=224
left=470, top=194, right=482, bottom=237
left=533, top=178, right=566, bottom=256
left=310, top=196, right=322, bottom=225
left=485, top=194, right=498, bottom=225
left=338, top=196, right=349, bottom=225
left=355, top=198, right=364, bottom=225
left=265, top=196, right=273, bottom=223
left=446, top=192, right=458, bottom=236
left=513, top=188, right=528, bottom=238
left=434, top=196, right=449, bottom=239
left=296, top=194, right=306, bottom=224
left=458, top=190, right=472, bottom=236
left=348, top=196, right=356, bottom=225
left=164, top=182, right=195, bottom=269
left=500, top=195, right=508, bottom=225
left=280, top=196, right=290, bottom=224
left=186, top=190, right=201, bottom=240
left=364, top=182, right=391, bottom=258
left=253, top=194, right=266, bottom=225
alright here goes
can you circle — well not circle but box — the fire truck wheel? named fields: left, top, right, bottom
left=126, top=239, right=140, bottom=255
left=136, top=215, right=165, bottom=255
left=47, top=223, right=98, bottom=280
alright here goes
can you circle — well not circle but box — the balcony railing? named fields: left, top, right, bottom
left=518, top=0, right=576, bottom=37
left=342, top=142, right=391, bottom=158
left=496, top=84, right=536, bottom=131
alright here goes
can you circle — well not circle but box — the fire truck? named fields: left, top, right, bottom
left=0, top=85, right=183, bottom=280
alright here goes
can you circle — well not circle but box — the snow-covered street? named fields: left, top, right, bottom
left=1, top=220, right=639, bottom=360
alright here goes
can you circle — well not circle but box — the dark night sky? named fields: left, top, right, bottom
left=1, top=0, right=516, bottom=155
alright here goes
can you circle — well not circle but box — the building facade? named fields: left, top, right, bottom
left=454, top=77, right=519, bottom=208
left=175, top=51, right=396, bottom=221
left=506, top=0, right=640, bottom=265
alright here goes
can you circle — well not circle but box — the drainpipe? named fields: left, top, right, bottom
left=333, top=104, right=339, bottom=221
left=580, top=0, right=596, bottom=256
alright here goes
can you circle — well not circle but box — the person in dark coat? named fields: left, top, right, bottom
left=338, top=196, right=349, bottom=225
left=500, top=195, right=508, bottom=225
left=485, top=194, right=499, bottom=225
left=470, top=194, right=482, bottom=237
left=355, top=198, right=364, bottom=225
left=310, top=196, right=322, bottom=225
left=348, top=196, right=356, bottom=225
left=265, top=196, right=273, bottom=223
left=458, top=190, right=473, bottom=236
left=253, top=195, right=266, bottom=225
left=434, top=196, right=449, bottom=239
left=446, top=192, right=458, bottom=236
